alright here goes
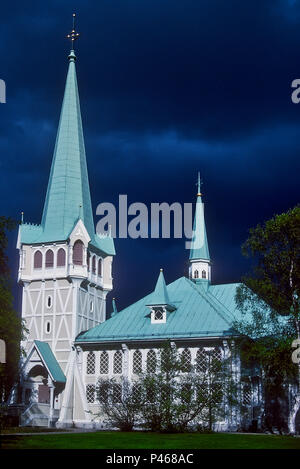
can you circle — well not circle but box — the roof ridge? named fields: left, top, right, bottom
left=184, top=277, right=232, bottom=326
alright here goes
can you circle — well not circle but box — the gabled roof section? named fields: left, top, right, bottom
left=76, top=276, right=242, bottom=344
left=34, top=340, right=66, bottom=384
left=41, top=50, right=94, bottom=241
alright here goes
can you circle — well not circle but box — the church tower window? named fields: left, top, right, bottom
left=46, top=296, right=52, bottom=308
left=73, top=240, right=83, bottom=265
left=202, top=270, right=206, bottom=279
left=45, top=249, right=54, bottom=268
left=113, top=351, right=122, bottom=374
left=98, top=258, right=102, bottom=277
left=57, top=248, right=66, bottom=267
left=92, top=256, right=96, bottom=274
left=100, top=351, right=109, bottom=374
left=34, top=250, right=42, bottom=269
left=194, top=270, right=199, bottom=279
left=86, top=352, right=95, bottom=375
left=45, top=321, right=51, bottom=334
left=132, top=350, right=142, bottom=374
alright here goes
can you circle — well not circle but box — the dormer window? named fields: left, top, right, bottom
left=154, top=308, right=164, bottom=321
left=151, top=307, right=167, bottom=324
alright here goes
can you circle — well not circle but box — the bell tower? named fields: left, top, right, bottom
left=17, top=23, right=115, bottom=377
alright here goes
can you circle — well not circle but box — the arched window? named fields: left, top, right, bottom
left=45, top=249, right=54, bottom=268
left=100, top=351, right=109, bottom=374
left=86, top=352, right=95, bottom=375
left=211, top=347, right=222, bottom=372
left=98, top=258, right=102, bottom=277
left=194, top=270, right=199, bottom=279
left=146, top=350, right=157, bottom=374
left=196, top=348, right=208, bottom=373
left=57, top=248, right=66, bottom=267
left=112, top=384, right=122, bottom=403
left=181, top=348, right=191, bottom=373
left=46, top=296, right=52, bottom=308
left=73, top=240, right=83, bottom=266
left=34, top=250, right=42, bottom=269
left=113, top=351, right=122, bottom=374
left=87, top=251, right=91, bottom=270
left=92, top=256, right=96, bottom=274
left=45, top=321, right=51, bottom=334
left=202, top=270, right=206, bottom=279
left=86, top=384, right=95, bottom=403
left=132, top=350, right=142, bottom=374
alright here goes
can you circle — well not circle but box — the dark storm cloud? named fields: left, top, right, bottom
left=0, top=0, right=299, bottom=310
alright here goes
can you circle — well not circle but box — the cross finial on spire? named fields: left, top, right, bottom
left=66, top=13, right=80, bottom=49
left=197, top=172, right=202, bottom=196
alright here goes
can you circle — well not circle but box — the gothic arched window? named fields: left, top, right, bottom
left=100, top=351, right=109, bottom=374
left=86, top=384, right=95, bottom=403
left=211, top=347, right=222, bottom=372
left=146, top=350, right=157, bottom=373
left=86, top=352, right=95, bottom=375
left=57, top=248, right=66, bottom=267
left=181, top=348, right=191, bottom=372
left=92, top=256, right=96, bottom=274
left=202, top=270, right=206, bottom=279
left=98, top=258, right=102, bottom=277
left=34, top=250, right=42, bottom=269
left=45, top=249, right=54, bottom=268
left=194, top=270, right=199, bottom=279
left=196, top=348, right=208, bottom=373
left=132, top=350, right=142, bottom=374
left=113, top=351, right=122, bottom=374
left=73, top=240, right=83, bottom=266
left=112, top=384, right=122, bottom=403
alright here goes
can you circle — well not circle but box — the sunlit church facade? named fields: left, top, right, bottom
left=9, top=44, right=262, bottom=430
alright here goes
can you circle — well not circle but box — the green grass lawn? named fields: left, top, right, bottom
left=1, top=431, right=300, bottom=449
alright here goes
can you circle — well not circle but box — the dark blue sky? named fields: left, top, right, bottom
left=1, top=0, right=299, bottom=314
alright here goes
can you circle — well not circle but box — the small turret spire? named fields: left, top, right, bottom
left=197, top=172, right=202, bottom=197
left=189, top=173, right=211, bottom=283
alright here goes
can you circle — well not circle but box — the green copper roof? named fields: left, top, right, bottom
left=34, top=340, right=66, bottom=383
left=18, top=50, right=115, bottom=257
left=41, top=50, right=94, bottom=239
left=146, top=270, right=172, bottom=306
left=76, top=276, right=242, bottom=344
left=189, top=180, right=210, bottom=261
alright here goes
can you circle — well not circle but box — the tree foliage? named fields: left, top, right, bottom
left=0, top=217, right=25, bottom=402
left=95, top=342, right=236, bottom=432
left=234, top=205, right=300, bottom=433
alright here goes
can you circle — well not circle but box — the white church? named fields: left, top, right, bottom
left=11, top=38, right=262, bottom=430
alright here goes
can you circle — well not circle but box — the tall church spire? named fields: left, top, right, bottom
left=41, top=18, right=94, bottom=240
left=189, top=173, right=211, bottom=283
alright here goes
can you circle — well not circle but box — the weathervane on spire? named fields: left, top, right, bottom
left=197, top=171, right=202, bottom=196
left=67, top=13, right=80, bottom=48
